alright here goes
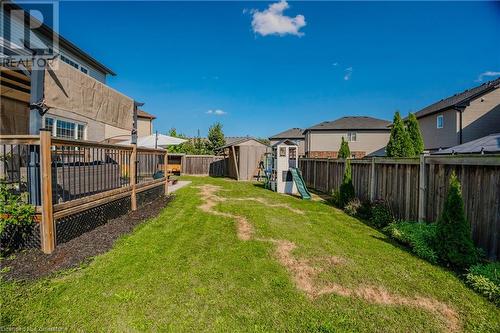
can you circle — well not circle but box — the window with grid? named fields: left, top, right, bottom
left=45, top=117, right=54, bottom=132
left=77, top=124, right=85, bottom=140
left=56, top=119, right=76, bottom=139
left=347, top=132, right=357, bottom=142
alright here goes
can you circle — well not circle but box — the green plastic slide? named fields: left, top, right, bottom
left=290, top=168, right=311, bottom=200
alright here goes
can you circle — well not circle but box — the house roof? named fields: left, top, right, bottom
left=432, top=133, right=500, bottom=155
left=305, top=116, right=391, bottom=132
left=414, top=78, right=500, bottom=119
left=269, top=128, right=304, bottom=140
left=5, top=2, right=116, bottom=76
left=137, top=110, right=156, bottom=120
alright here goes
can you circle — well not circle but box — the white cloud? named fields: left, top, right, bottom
left=251, top=1, right=306, bottom=37
left=344, top=67, right=353, bottom=81
left=206, top=109, right=227, bottom=116
left=475, top=71, right=500, bottom=82
left=332, top=62, right=339, bottom=67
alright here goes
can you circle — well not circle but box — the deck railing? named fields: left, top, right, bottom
left=0, top=131, right=168, bottom=254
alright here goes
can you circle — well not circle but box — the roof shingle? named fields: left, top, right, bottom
left=305, top=116, right=391, bottom=131
left=414, top=78, right=500, bottom=119
left=269, top=128, right=305, bottom=139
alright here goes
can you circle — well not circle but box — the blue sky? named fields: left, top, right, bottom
left=57, top=1, right=500, bottom=137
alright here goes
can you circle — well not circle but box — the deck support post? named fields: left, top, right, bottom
left=164, top=150, right=169, bottom=196
left=130, top=144, right=137, bottom=211
left=39, top=129, right=55, bottom=254
left=418, top=154, right=426, bottom=222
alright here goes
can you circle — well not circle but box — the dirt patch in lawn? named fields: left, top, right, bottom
left=1, top=196, right=172, bottom=281
left=195, top=184, right=461, bottom=333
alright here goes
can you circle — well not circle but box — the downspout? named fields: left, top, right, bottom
left=453, top=105, right=467, bottom=145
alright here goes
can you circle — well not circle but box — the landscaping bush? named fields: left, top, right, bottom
left=465, top=262, right=500, bottom=305
left=370, top=200, right=394, bottom=228
left=344, top=198, right=361, bottom=216
left=329, top=189, right=341, bottom=208
left=338, top=137, right=351, bottom=159
left=384, top=221, right=438, bottom=264
left=435, top=171, right=478, bottom=270
left=339, top=160, right=355, bottom=208
left=356, top=201, right=373, bottom=220
left=0, top=184, right=35, bottom=255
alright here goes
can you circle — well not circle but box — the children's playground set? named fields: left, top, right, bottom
left=262, top=140, right=311, bottom=200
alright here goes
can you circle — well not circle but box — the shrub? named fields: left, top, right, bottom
left=338, top=137, right=351, bottom=159
left=370, top=200, right=394, bottom=228
left=339, top=160, right=355, bottom=208
left=329, top=189, right=341, bottom=208
left=435, top=171, right=478, bottom=269
left=0, top=184, right=36, bottom=255
left=465, top=262, right=500, bottom=305
left=386, top=111, right=414, bottom=158
left=405, top=113, right=424, bottom=156
left=344, top=198, right=361, bottom=217
left=356, top=201, right=373, bottom=220
left=384, top=221, right=438, bottom=264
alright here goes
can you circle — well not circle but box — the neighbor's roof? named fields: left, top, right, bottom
left=269, top=128, right=304, bottom=140
left=271, top=139, right=299, bottom=147
left=5, top=2, right=116, bottom=76
left=305, top=116, right=391, bottom=131
left=414, top=78, right=500, bottom=119
left=219, top=136, right=268, bottom=149
left=137, top=110, right=156, bottom=119
left=432, top=133, right=500, bottom=155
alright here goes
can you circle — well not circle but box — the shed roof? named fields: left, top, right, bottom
left=219, top=136, right=268, bottom=149
left=414, top=78, right=500, bottom=119
left=432, top=133, right=500, bottom=155
left=305, top=116, right=391, bottom=132
left=271, top=139, right=299, bottom=147
left=269, top=128, right=304, bottom=140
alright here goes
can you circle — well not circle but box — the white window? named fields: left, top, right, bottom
left=436, top=115, right=444, bottom=129
left=347, top=132, right=357, bottom=142
left=44, top=116, right=86, bottom=140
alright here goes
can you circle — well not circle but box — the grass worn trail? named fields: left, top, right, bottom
left=1, top=177, right=499, bottom=332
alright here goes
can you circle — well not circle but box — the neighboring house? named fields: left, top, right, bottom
left=0, top=3, right=137, bottom=142
left=304, top=116, right=391, bottom=158
left=137, top=110, right=156, bottom=137
left=432, top=133, right=500, bottom=155
left=269, top=128, right=305, bottom=157
left=414, top=78, right=500, bottom=151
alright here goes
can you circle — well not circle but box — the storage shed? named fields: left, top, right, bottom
left=219, top=137, right=269, bottom=181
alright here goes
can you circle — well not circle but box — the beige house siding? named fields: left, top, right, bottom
left=104, top=124, right=130, bottom=142
left=462, top=88, right=500, bottom=143
left=270, top=139, right=305, bottom=156
left=305, top=130, right=390, bottom=157
left=418, top=109, right=459, bottom=150
left=137, top=118, right=153, bottom=137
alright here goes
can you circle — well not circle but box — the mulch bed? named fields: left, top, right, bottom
left=1, top=195, right=172, bottom=281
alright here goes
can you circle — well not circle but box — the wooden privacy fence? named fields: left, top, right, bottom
left=181, top=155, right=227, bottom=176
left=300, top=156, right=500, bottom=260
left=0, top=131, right=168, bottom=254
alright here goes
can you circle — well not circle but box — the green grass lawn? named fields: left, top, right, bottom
left=1, top=176, right=499, bottom=332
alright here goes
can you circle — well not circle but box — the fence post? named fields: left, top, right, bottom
left=370, top=157, right=376, bottom=202
left=164, top=151, right=169, bottom=196
left=39, top=129, right=55, bottom=254
left=326, top=158, right=330, bottom=193
left=130, top=144, right=137, bottom=211
left=313, top=159, right=317, bottom=190
left=418, top=154, right=426, bottom=222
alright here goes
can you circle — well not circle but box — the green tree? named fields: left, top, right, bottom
left=338, top=136, right=351, bottom=159
left=386, top=111, right=413, bottom=157
left=207, top=122, right=226, bottom=154
left=167, top=128, right=192, bottom=154
left=406, top=113, right=424, bottom=156
left=339, top=159, right=355, bottom=207
left=435, top=171, right=478, bottom=269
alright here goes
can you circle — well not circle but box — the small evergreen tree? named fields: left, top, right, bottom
left=339, top=159, right=355, bottom=207
left=435, top=171, right=478, bottom=269
left=386, top=111, right=414, bottom=157
left=338, top=137, right=351, bottom=159
left=207, top=122, right=226, bottom=154
left=406, top=113, right=424, bottom=156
